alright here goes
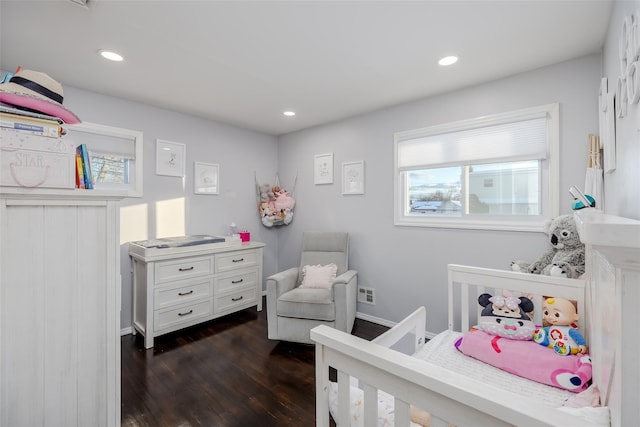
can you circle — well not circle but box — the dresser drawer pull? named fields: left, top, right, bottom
left=178, top=266, right=194, bottom=272
left=232, top=258, right=244, bottom=263
left=178, top=290, right=194, bottom=296
left=231, top=296, right=244, bottom=302
left=178, top=309, right=193, bottom=317
left=231, top=279, right=244, bottom=284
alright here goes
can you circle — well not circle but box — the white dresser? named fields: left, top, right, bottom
left=0, top=193, right=122, bottom=427
left=129, top=240, right=265, bottom=348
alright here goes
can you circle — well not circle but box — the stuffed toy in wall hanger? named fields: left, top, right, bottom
left=255, top=172, right=297, bottom=227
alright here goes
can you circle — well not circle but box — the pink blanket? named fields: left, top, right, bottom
left=455, top=329, right=592, bottom=392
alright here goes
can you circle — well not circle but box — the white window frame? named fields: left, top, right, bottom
left=393, top=104, right=559, bottom=232
left=66, top=121, right=143, bottom=197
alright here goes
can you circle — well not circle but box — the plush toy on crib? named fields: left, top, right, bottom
left=511, top=214, right=585, bottom=279
left=533, top=297, right=588, bottom=356
left=477, top=293, right=536, bottom=340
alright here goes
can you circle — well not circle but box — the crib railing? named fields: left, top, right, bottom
left=312, top=264, right=594, bottom=427
left=448, top=264, right=587, bottom=335
left=312, top=321, right=602, bottom=426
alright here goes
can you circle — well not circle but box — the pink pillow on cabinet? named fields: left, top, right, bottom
left=299, top=263, right=338, bottom=289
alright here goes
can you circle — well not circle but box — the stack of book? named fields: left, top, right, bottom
left=75, top=143, right=93, bottom=189
left=0, top=103, right=90, bottom=189
left=0, top=109, right=63, bottom=138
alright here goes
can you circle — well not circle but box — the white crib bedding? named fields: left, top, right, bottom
left=414, top=329, right=574, bottom=407
left=329, top=330, right=575, bottom=427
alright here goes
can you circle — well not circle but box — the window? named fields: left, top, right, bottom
left=394, top=104, right=558, bottom=231
left=65, top=122, right=143, bottom=197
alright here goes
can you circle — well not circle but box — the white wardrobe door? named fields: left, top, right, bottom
left=1, top=202, right=111, bottom=427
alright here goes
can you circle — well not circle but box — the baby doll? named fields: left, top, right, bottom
left=533, top=297, right=587, bottom=356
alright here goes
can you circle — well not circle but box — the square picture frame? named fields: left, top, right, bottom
left=342, top=160, right=365, bottom=195
left=314, top=152, right=333, bottom=185
left=156, top=139, right=186, bottom=177
left=194, top=162, right=219, bottom=195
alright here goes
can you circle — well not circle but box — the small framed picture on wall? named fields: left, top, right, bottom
left=342, top=160, right=365, bottom=195
left=156, top=139, right=186, bottom=177
left=314, top=152, right=333, bottom=185
left=194, top=162, right=219, bottom=195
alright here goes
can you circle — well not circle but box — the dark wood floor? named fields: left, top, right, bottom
left=121, top=297, right=388, bottom=427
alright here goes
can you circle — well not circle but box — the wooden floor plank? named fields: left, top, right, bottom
left=121, top=297, right=388, bottom=427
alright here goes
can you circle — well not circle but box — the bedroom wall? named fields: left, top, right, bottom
left=601, top=0, right=640, bottom=220
left=62, top=88, right=280, bottom=332
left=6, top=52, right=608, bottom=334
left=277, top=54, right=602, bottom=333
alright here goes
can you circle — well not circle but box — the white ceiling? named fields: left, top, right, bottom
left=1, top=0, right=613, bottom=136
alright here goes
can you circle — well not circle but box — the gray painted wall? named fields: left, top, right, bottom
left=63, top=88, right=280, bottom=330
left=602, top=0, right=640, bottom=220
left=277, top=54, right=602, bottom=332
left=56, top=42, right=636, bottom=334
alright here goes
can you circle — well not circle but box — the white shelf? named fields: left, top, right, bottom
left=0, top=186, right=128, bottom=200
left=575, top=209, right=640, bottom=249
left=574, top=209, right=640, bottom=267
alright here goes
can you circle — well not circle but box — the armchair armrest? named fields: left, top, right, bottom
left=266, top=267, right=299, bottom=341
left=333, top=269, right=358, bottom=286
left=266, top=267, right=299, bottom=298
left=333, top=269, right=358, bottom=334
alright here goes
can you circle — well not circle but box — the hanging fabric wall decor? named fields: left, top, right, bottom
left=255, top=172, right=297, bottom=227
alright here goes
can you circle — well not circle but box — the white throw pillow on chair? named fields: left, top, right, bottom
left=299, top=263, right=338, bottom=289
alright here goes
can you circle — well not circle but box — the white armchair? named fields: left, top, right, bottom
left=266, top=232, right=357, bottom=344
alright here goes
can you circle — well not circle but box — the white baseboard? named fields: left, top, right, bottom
left=120, top=326, right=133, bottom=336
left=355, top=311, right=396, bottom=328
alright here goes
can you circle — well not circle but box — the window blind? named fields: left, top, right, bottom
left=397, top=116, right=548, bottom=170
left=66, top=127, right=136, bottom=158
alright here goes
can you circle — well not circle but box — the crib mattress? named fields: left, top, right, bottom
left=413, top=330, right=573, bottom=407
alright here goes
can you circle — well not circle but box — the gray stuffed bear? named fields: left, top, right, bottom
left=511, top=214, right=585, bottom=279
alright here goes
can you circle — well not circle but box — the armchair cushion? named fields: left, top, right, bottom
left=300, top=263, right=338, bottom=289
left=297, top=232, right=349, bottom=286
left=277, top=288, right=335, bottom=321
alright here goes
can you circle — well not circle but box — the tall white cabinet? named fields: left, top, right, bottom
left=575, top=210, right=640, bottom=427
left=0, top=194, right=122, bottom=427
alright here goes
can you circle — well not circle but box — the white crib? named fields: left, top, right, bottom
left=311, top=211, right=640, bottom=427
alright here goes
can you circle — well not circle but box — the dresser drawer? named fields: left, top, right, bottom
left=215, top=249, right=258, bottom=273
left=154, top=256, right=213, bottom=284
left=215, top=287, right=257, bottom=313
left=130, top=241, right=264, bottom=348
left=154, top=279, right=212, bottom=310
left=154, top=300, right=212, bottom=332
left=215, top=268, right=258, bottom=294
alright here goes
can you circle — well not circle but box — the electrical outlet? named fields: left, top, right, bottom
left=357, top=286, right=375, bottom=305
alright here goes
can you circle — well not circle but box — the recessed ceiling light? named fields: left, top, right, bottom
left=98, top=50, right=124, bottom=62
left=438, top=56, right=458, bottom=66
left=283, top=111, right=296, bottom=117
